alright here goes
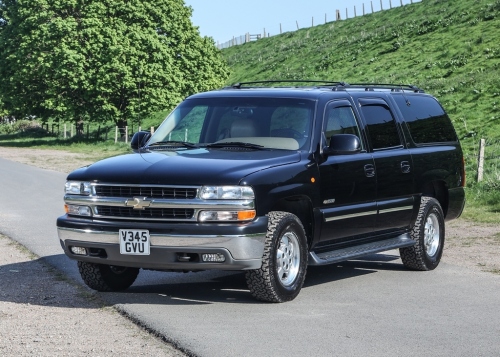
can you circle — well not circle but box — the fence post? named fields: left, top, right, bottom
left=64, top=123, right=67, bottom=139
left=371, top=1, right=374, bottom=13
left=477, top=138, right=486, bottom=182
left=336, top=9, right=341, bottom=21
left=354, top=6, right=357, bottom=17
left=185, top=129, right=188, bottom=142
left=380, top=0, right=383, bottom=10
left=115, top=126, right=118, bottom=143
left=86, top=123, right=89, bottom=139
left=125, top=126, right=128, bottom=144
left=346, top=8, right=348, bottom=19
left=390, top=0, right=392, bottom=9
left=400, top=0, right=403, bottom=6
left=363, top=3, right=365, bottom=15
left=325, top=13, right=327, bottom=24
left=312, top=17, right=314, bottom=27
left=296, top=21, right=299, bottom=30
left=150, top=126, right=155, bottom=135
left=71, top=124, right=73, bottom=138
left=280, top=24, right=282, bottom=34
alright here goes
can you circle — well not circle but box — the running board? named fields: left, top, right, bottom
left=308, top=234, right=415, bottom=266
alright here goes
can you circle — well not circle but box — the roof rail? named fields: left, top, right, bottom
left=336, top=83, right=425, bottom=93
left=224, top=81, right=424, bottom=93
left=226, top=80, right=344, bottom=89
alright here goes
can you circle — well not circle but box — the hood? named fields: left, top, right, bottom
left=67, top=148, right=301, bottom=185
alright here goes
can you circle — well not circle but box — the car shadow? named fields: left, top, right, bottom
left=103, top=252, right=406, bottom=306
left=0, top=252, right=406, bottom=307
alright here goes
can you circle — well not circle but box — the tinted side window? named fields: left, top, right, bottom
left=360, top=104, right=401, bottom=149
left=324, top=104, right=363, bottom=148
left=393, top=95, right=457, bottom=143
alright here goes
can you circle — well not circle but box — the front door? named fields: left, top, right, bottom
left=319, top=100, right=377, bottom=241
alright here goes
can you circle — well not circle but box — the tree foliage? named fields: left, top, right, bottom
left=0, top=0, right=229, bottom=124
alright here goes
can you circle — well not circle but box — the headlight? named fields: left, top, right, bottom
left=65, top=181, right=92, bottom=195
left=199, top=186, right=254, bottom=200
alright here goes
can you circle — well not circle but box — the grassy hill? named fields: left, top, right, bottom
left=221, top=0, right=500, bottom=203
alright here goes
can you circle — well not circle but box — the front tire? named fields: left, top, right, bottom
left=78, top=261, right=139, bottom=292
left=246, top=212, right=308, bottom=303
left=400, top=197, right=445, bottom=271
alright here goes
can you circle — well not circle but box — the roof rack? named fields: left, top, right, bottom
left=225, top=81, right=424, bottom=93
left=329, top=82, right=424, bottom=93
left=226, top=80, right=344, bottom=89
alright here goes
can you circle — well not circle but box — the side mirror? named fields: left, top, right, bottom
left=324, top=134, right=361, bottom=155
left=131, top=131, right=151, bottom=151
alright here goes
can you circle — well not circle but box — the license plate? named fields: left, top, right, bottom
left=119, top=229, right=150, bottom=255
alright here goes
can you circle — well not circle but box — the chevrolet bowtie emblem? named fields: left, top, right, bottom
left=125, top=197, right=152, bottom=210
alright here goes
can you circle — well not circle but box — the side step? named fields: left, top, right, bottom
left=308, top=234, right=415, bottom=266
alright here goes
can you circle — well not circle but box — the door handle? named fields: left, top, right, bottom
left=364, top=164, right=375, bottom=178
left=401, top=161, right=411, bottom=174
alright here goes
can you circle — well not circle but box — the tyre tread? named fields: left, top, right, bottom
left=400, top=197, right=444, bottom=271
left=245, top=211, right=307, bottom=303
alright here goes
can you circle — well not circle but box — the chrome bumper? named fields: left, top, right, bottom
left=58, top=227, right=266, bottom=270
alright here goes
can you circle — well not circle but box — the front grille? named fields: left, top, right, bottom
left=95, top=185, right=197, bottom=199
left=95, top=206, right=195, bottom=220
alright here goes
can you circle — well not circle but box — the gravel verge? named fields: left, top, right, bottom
left=0, top=234, right=186, bottom=357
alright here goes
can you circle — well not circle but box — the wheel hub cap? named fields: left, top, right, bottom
left=424, top=213, right=440, bottom=257
left=276, top=231, right=300, bottom=287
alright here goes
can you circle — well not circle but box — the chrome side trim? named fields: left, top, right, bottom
left=325, top=210, right=378, bottom=222
left=378, top=205, right=414, bottom=214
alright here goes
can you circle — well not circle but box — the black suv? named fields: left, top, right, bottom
left=57, top=81, right=466, bottom=302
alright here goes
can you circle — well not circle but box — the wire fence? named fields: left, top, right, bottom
left=41, top=123, right=157, bottom=143
left=218, top=0, right=420, bottom=50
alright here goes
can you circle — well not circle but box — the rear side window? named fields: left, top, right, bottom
left=359, top=102, right=401, bottom=150
left=393, top=95, right=457, bottom=143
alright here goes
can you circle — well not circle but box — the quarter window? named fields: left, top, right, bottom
left=393, top=95, right=457, bottom=143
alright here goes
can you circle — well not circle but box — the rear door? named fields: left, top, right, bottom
left=357, top=97, right=414, bottom=233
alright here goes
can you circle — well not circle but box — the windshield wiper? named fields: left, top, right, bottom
left=205, top=142, right=265, bottom=150
left=148, top=141, right=199, bottom=148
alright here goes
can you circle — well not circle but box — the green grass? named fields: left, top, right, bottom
left=0, top=131, right=131, bottom=157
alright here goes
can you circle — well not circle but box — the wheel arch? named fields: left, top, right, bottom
left=421, top=180, right=449, bottom=218
left=270, top=195, right=314, bottom=248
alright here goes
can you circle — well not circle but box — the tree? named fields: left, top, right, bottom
left=0, top=0, right=229, bottom=125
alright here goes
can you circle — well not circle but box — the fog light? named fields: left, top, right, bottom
left=198, top=210, right=256, bottom=222
left=70, top=246, right=87, bottom=255
left=202, top=253, right=226, bottom=262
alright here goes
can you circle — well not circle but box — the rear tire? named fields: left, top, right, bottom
left=78, top=261, right=139, bottom=292
left=400, top=197, right=445, bottom=271
left=246, top=212, right=308, bottom=303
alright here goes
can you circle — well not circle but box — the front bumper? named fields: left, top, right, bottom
left=57, top=216, right=268, bottom=271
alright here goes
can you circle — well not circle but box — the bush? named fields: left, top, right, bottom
left=0, top=120, right=50, bottom=138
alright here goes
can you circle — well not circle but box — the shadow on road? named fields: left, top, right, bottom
left=0, top=252, right=406, bottom=307
left=102, top=253, right=406, bottom=306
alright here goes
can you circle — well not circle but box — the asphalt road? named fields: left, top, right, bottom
left=1, top=157, right=499, bottom=357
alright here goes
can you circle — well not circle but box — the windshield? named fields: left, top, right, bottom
left=148, top=97, right=315, bottom=150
